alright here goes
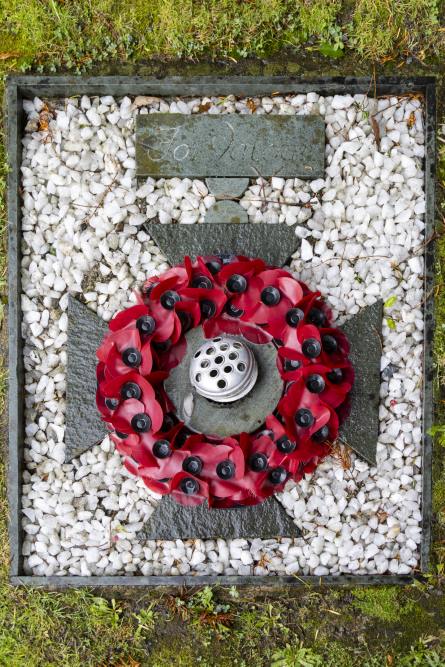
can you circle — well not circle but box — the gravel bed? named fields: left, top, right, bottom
left=20, top=92, right=425, bottom=577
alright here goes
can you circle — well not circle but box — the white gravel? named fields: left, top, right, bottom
left=20, top=92, right=425, bottom=577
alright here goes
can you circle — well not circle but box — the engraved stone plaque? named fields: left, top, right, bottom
left=136, top=114, right=325, bottom=178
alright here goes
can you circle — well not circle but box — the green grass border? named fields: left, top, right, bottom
left=0, top=0, right=444, bottom=664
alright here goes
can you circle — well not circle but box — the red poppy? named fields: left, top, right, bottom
left=268, top=289, right=333, bottom=347
left=241, top=268, right=304, bottom=325
left=100, top=372, right=163, bottom=436
left=170, top=471, right=210, bottom=507
left=278, top=380, right=332, bottom=442
left=112, top=432, right=157, bottom=468
left=139, top=268, right=191, bottom=344
left=217, top=258, right=266, bottom=312
left=213, top=431, right=287, bottom=507
left=184, top=438, right=245, bottom=500
left=180, top=286, right=227, bottom=321
left=264, top=414, right=330, bottom=476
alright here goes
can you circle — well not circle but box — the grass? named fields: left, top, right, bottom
left=0, top=1, right=445, bottom=665
left=349, top=0, right=443, bottom=62
left=0, top=0, right=443, bottom=73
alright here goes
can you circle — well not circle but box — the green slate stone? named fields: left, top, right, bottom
left=65, top=297, right=108, bottom=462
left=144, top=222, right=300, bottom=267
left=136, top=114, right=325, bottom=178
left=204, top=200, right=248, bottom=224
left=139, top=496, right=301, bottom=540
left=206, top=177, right=249, bottom=198
left=339, top=300, right=383, bottom=466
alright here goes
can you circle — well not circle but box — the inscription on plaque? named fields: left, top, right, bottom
left=136, top=114, right=325, bottom=178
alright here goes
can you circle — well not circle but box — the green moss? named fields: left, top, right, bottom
left=433, top=477, right=445, bottom=519
left=0, top=585, right=149, bottom=666
left=148, top=645, right=198, bottom=667
left=352, top=587, right=418, bottom=623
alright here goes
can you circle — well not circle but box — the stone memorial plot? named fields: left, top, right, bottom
left=7, top=77, right=434, bottom=586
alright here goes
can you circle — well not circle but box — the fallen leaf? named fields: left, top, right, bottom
left=407, top=111, right=416, bottom=128
left=0, top=52, right=19, bottom=60
left=330, top=440, right=352, bottom=470
left=371, top=116, right=381, bottom=149
left=38, top=112, right=52, bottom=132
left=38, top=103, right=54, bottom=132
left=384, top=295, right=397, bottom=308
left=246, top=98, right=257, bottom=113
left=377, top=509, right=389, bottom=523
left=198, top=102, right=211, bottom=113
left=257, top=553, right=271, bottom=568
left=133, top=95, right=160, bottom=107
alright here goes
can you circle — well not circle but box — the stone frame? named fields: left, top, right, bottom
left=5, top=75, right=436, bottom=588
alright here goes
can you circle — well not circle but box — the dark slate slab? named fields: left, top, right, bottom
left=206, top=177, right=249, bottom=197
left=164, top=327, right=283, bottom=437
left=204, top=201, right=248, bottom=224
left=139, top=495, right=301, bottom=540
left=144, top=222, right=299, bottom=267
left=65, top=297, right=108, bottom=462
left=136, top=114, right=325, bottom=178
left=339, top=300, right=383, bottom=466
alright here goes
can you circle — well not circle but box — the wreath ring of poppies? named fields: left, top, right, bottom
left=96, top=255, right=354, bottom=508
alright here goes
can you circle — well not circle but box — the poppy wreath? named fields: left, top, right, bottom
left=96, top=255, right=354, bottom=508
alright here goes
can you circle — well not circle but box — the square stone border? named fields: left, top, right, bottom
left=5, top=75, right=436, bottom=588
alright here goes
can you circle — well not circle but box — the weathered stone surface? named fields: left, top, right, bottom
left=164, top=327, right=283, bottom=437
left=139, top=495, right=301, bottom=540
left=65, top=297, right=108, bottom=462
left=144, top=222, right=299, bottom=267
left=136, top=114, right=325, bottom=178
left=339, top=300, right=383, bottom=466
left=204, top=200, right=248, bottom=224
left=206, top=177, right=249, bottom=198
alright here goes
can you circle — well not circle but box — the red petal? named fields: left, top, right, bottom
left=248, top=297, right=292, bottom=327
left=155, top=336, right=187, bottom=371
left=278, top=275, right=304, bottom=304
left=109, top=305, right=148, bottom=332
left=103, top=345, right=135, bottom=378
left=140, top=340, right=153, bottom=375
left=150, top=272, right=187, bottom=300
left=142, top=476, right=170, bottom=495
left=97, top=332, right=118, bottom=363
left=170, top=471, right=209, bottom=507
left=149, top=302, right=176, bottom=342
left=123, top=457, right=139, bottom=476
left=176, top=300, right=202, bottom=328
left=139, top=449, right=190, bottom=479
left=110, top=327, right=141, bottom=353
